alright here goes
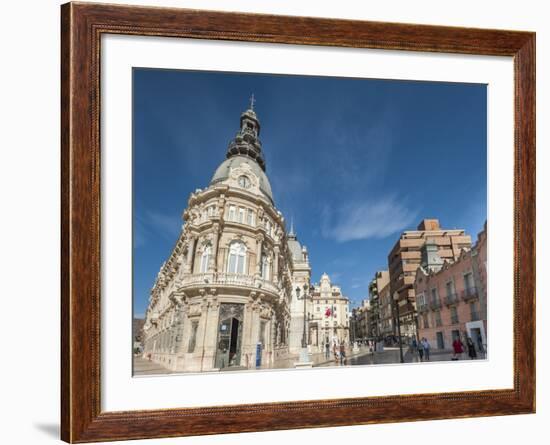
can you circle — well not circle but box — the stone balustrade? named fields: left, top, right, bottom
left=178, top=272, right=280, bottom=295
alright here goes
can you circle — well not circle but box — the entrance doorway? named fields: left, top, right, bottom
left=215, top=303, right=244, bottom=369
left=471, top=327, right=484, bottom=353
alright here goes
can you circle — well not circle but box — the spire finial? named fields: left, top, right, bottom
left=289, top=216, right=295, bottom=236
left=249, top=93, right=256, bottom=110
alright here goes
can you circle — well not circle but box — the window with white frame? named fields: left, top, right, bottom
left=247, top=208, right=255, bottom=226
left=228, top=205, right=236, bottom=221
left=227, top=241, right=247, bottom=274
left=238, top=207, right=245, bottom=224
left=200, top=245, right=211, bottom=273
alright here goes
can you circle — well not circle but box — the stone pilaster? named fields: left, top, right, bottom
left=273, top=245, right=280, bottom=281
left=209, top=223, right=220, bottom=272
left=255, top=234, right=264, bottom=277
left=200, top=289, right=220, bottom=371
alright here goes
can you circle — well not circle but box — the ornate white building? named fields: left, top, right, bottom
left=309, top=274, right=351, bottom=349
left=141, top=100, right=332, bottom=372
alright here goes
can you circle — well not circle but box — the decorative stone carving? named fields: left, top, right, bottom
left=187, top=304, right=202, bottom=318
left=227, top=163, right=260, bottom=194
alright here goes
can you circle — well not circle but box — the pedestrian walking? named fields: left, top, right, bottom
left=466, top=337, right=477, bottom=359
left=411, top=337, right=418, bottom=357
left=339, top=342, right=346, bottom=365
left=452, top=337, right=464, bottom=360
left=325, top=341, right=330, bottom=359
left=333, top=342, right=339, bottom=363
left=417, top=339, right=424, bottom=361
left=476, top=336, right=485, bottom=357
left=421, top=337, right=431, bottom=361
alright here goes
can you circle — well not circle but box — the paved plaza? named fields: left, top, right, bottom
left=133, top=356, right=174, bottom=376
left=133, top=346, right=486, bottom=376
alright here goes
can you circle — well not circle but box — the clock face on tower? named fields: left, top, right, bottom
left=238, top=175, right=251, bottom=189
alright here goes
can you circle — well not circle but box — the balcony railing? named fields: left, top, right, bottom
left=417, top=303, right=429, bottom=313
left=429, top=299, right=442, bottom=310
left=451, top=315, right=459, bottom=324
left=461, top=286, right=478, bottom=301
left=179, top=272, right=280, bottom=295
left=444, top=293, right=459, bottom=306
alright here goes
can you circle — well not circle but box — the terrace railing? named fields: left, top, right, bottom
left=444, top=293, right=459, bottom=306
left=461, top=286, right=479, bottom=302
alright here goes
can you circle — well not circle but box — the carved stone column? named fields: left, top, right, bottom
left=201, top=289, right=220, bottom=371
left=242, top=292, right=258, bottom=368
left=255, top=234, right=264, bottom=277
left=273, top=245, right=280, bottom=281
left=194, top=290, right=209, bottom=362
left=249, top=294, right=263, bottom=366
left=209, top=223, right=220, bottom=272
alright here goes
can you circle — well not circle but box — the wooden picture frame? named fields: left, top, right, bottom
left=61, top=2, right=535, bottom=442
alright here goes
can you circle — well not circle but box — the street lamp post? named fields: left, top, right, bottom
left=393, top=291, right=405, bottom=363
left=295, top=283, right=314, bottom=368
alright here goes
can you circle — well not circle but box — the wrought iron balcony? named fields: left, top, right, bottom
left=417, top=303, right=429, bottom=313
left=461, top=286, right=478, bottom=301
left=444, top=293, right=459, bottom=306
left=429, top=299, right=442, bottom=310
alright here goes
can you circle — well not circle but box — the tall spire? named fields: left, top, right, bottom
left=249, top=93, right=256, bottom=111
left=225, top=96, right=266, bottom=171
left=288, top=216, right=296, bottom=239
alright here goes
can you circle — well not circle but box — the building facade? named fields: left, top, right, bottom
left=309, top=273, right=351, bottom=348
left=378, top=281, right=394, bottom=339
left=142, top=103, right=317, bottom=372
left=368, top=271, right=389, bottom=338
left=387, top=219, right=472, bottom=339
left=287, top=225, right=312, bottom=355
left=351, top=299, right=370, bottom=343
left=414, top=223, right=487, bottom=353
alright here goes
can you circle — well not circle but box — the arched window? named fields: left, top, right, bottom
left=200, top=245, right=211, bottom=273
left=227, top=241, right=247, bottom=274
left=261, top=254, right=270, bottom=281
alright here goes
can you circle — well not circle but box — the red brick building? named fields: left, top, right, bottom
left=414, top=222, right=487, bottom=353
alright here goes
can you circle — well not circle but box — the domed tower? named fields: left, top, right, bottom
left=142, top=97, right=294, bottom=373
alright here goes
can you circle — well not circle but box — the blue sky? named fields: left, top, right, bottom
left=133, top=68, right=487, bottom=316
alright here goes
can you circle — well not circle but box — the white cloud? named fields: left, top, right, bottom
left=147, top=210, right=181, bottom=239
left=133, top=209, right=182, bottom=247
left=322, top=196, right=418, bottom=242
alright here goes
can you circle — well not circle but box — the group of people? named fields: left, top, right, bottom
left=411, top=337, right=431, bottom=361
left=324, top=340, right=347, bottom=365
left=451, top=336, right=479, bottom=360
left=411, top=335, right=481, bottom=361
